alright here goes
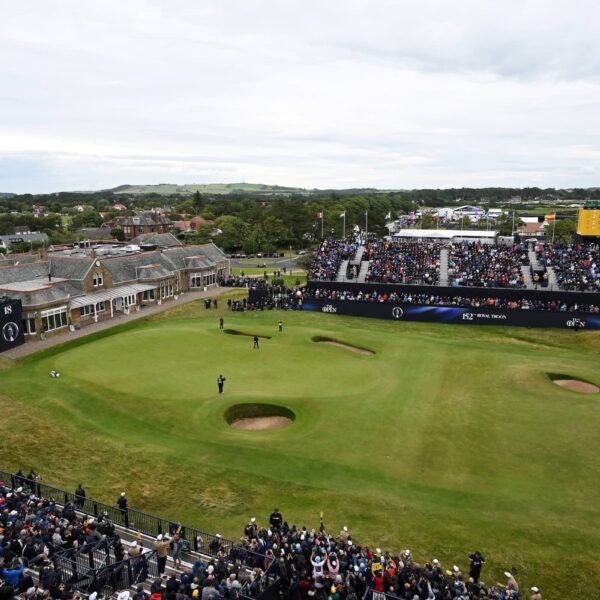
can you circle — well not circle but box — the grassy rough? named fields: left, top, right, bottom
left=0, top=305, right=599, bottom=598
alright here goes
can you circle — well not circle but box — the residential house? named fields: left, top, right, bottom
left=120, top=213, right=173, bottom=240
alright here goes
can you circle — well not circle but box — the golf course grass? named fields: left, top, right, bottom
left=1, top=296, right=599, bottom=597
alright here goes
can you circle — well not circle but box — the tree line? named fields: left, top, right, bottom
left=0, top=187, right=592, bottom=250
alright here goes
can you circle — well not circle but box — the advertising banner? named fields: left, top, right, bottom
left=577, top=208, right=600, bottom=236
left=301, top=299, right=600, bottom=330
left=0, top=298, right=25, bottom=352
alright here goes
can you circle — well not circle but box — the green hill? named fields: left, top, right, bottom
left=109, top=182, right=309, bottom=195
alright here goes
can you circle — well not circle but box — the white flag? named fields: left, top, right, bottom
left=385, top=212, right=391, bottom=220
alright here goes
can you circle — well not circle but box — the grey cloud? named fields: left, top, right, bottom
left=0, top=0, right=599, bottom=192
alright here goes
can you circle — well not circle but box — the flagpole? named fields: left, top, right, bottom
left=512, top=211, right=515, bottom=235
left=321, top=211, right=324, bottom=239
left=343, top=213, right=346, bottom=239
left=551, top=213, right=556, bottom=243
left=365, top=211, right=368, bottom=240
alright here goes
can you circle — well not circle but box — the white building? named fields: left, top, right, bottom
left=391, top=229, right=498, bottom=244
left=453, top=205, right=486, bottom=222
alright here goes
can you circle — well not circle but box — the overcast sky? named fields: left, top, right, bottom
left=1, top=0, right=599, bottom=193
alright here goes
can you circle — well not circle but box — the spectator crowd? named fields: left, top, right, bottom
left=238, top=510, right=541, bottom=600
left=309, top=241, right=360, bottom=281
left=536, top=242, right=600, bottom=292
left=301, top=288, right=600, bottom=314
left=218, top=276, right=267, bottom=289
left=363, top=242, right=440, bottom=285
left=0, top=476, right=544, bottom=600
left=448, top=244, right=527, bottom=289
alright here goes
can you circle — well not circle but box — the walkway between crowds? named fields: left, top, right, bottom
left=3, top=286, right=229, bottom=359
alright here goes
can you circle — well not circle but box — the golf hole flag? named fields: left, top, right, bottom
left=316, top=211, right=323, bottom=219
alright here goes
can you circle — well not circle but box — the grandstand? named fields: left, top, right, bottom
left=0, top=471, right=535, bottom=600
left=536, top=242, right=600, bottom=292
left=0, top=471, right=276, bottom=600
left=297, top=237, right=600, bottom=328
left=363, top=241, right=440, bottom=285
left=308, top=237, right=600, bottom=294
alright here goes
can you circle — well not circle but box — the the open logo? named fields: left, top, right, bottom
left=2, top=321, right=19, bottom=343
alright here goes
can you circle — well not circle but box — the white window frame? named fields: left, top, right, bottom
left=41, top=305, right=68, bottom=332
left=190, top=272, right=202, bottom=288
left=23, top=315, right=36, bottom=335
left=123, top=294, right=136, bottom=308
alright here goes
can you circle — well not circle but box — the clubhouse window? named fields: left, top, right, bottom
left=23, top=315, right=36, bottom=335
left=190, top=272, right=202, bottom=288
left=92, top=272, right=104, bottom=287
left=203, top=271, right=215, bottom=286
left=41, top=306, right=68, bottom=332
left=143, top=289, right=156, bottom=301
left=80, top=302, right=106, bottom=317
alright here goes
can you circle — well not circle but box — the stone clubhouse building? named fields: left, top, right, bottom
left=0, top=243, right=228, bottom=342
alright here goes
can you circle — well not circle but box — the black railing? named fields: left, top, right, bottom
left=53, top=539, right=158, bottom=596
left=1, top=470, right=274, bottom=597
left=362, top=588, right=403, bottom=600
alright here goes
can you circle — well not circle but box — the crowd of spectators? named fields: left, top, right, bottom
left=1, top=475, right=546, bottom=600
left=0, top=478, right=124, bottom=600
left=240, top=511, right=541, bottom=600
left=304, top=238, right=600, bottom=294
left=0, top=476, right=267, bottom=600
left=363, top=242, right=440, bottom=285
left=218, top=276, right=267, bottom=289
left=240, top=288, right=304, bottom=311
left=308, top=240, right=359, bottom=281
left=536, top=242, right=600, bottom=292
left=300, top=288, right=600, bottom=313
left=448, top=243, right=527, bottom=288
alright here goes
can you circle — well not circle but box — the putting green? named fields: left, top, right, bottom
left=1, top=300, right=599, bottom=598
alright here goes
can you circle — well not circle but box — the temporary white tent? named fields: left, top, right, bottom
left=391, top=229, right=499, bottom=243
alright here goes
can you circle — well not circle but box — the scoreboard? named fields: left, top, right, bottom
left=577, top=208, right=600, bottom=236
left=0, top=298, right=25, bottom=353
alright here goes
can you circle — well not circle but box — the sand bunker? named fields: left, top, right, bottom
left=225, top=403, right=295, bottom=431
left=553, top=379, right=599, bottom=394
left=223, top=329, right=271, bottom=339
left=231, top=416, right=293, bottom=430
left=312, top=336, right=374, bottom=355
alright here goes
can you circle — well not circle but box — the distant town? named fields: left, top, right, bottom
left=0, top=184, right=596, bottom=256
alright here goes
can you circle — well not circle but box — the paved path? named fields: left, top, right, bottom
left=3, top=286, right=230, bottom=360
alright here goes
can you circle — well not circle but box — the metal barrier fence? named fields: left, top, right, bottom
left=362, top=588, right=403, bottom=600
left=53, top=538, right=159, bottom=596
left=0, top=470, right=274, bottom=597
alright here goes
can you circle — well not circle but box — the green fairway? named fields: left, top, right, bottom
left=1, top=301, right=599, bottom=597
